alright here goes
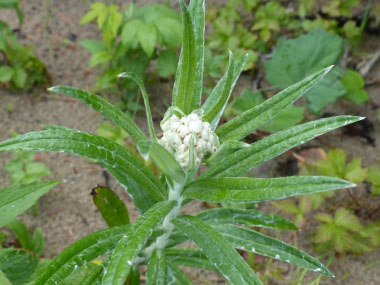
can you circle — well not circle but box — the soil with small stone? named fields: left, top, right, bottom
left=1, top=1, right=380, bottom=284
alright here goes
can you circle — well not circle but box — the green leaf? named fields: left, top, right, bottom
left=261, top=105, right=305, bottom=132
left=0, top=270, right=11, bottom=285
left=188, top=0, right=205, bottom=110
left=367, top=162, right=380, bottom=196
left=344, top=158, right=367, bottom=183
left=216, top=66, right=332, bottom=142
left=146, top=250, right=166, bottom=285
left=265, top=28, right=344, bottom=90
left=118, top=72, right=156, bottom=140
left=341, top=69, right=369, bottom=104
left=184, top=176, right=354, bottom=203
left=48, top=86, right=146, bottom=142
left=137, top=140, right=184, bottom=183
left=12, top=66, right=27, bottom=88
left=155, top=18, right=182, bottom=48
left=172, top=0, right=196, bottom=114
left=202, top=116, right=363, bottom=178
left=79, top=40, right=107, bottom=54
left=121, top=19, right=143, bottom=48
left=79, top=10, right=98, bottom=25
left=7, top=219, right=44, bottom=256
left=173, top=215, right=262, bottom=285
left=61, top=263, right=101, bottom=285
left=166, top=262, right=193, bottom=285
left=35, top=225, right=130, bottom=285
left=0, top=129, right=165, bottom=212
left=165, top=248, right=216, bottom=271
left=137, top=22, right=157, bottom=57
left=202, top=53, right=247, bottom=131
left=157, top=49, right=178, bottom=78
left=0, top=181, right=59, bottom=227
left=334, top=208, right=362, bottom=232
left=91, top=186, right=129, bottom=227
left=226, top=89, right=264, bottom=117
left=203, top=51, right=235, bottom=126
left=0, top=66, right=14, bottom=83
left=213, top=224, right=333, bottom=277
left=0, top=248, right=39, bottom=284
left=102, top=200, right=177, bottom=285
left=97, top=122, right=128, bottom=146
left=305, top=69, right=346, bottom=114
left=196, top=208, right=297, bottom=230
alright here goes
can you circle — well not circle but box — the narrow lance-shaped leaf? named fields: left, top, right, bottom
left=216, top=66, right=333, bottom=142
left=172, top=0, right=196, bottom=114
left=35, top=225, right=130, bottom=285
left=202, top=53, right=247, bottom=131
left=201, top=116, right=363, bottom=178
left=213, top=223, right=333, bottom=277
left=137, top=140, right=185, bottom=183
left=196, top=208, right=298, bottom=230
left=184, top=176, right=354, bottom=204
left=166, top=261, right=193, bottom=285
left=173, top=215, right=262, bottom=285
left=165, top=248, right=216, bottom=271
left=146, top=250, right=166, bottom=285
left=118, top=72, right=156, bottom=140
left=48, top=86, right=146, bottom=142
left=188, top=0, right=205, bottom=109
left=91, top=186, right=130, bottom=227
left=0, top=129, right=165, bottom=212
left=202, top=51, right=235, bottom=125
left=0, top=181, right=59, bottom=227
left=102, top=200, right=177, bottom=285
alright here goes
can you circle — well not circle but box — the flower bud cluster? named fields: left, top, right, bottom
left=159, top=113, right=219, bottom=169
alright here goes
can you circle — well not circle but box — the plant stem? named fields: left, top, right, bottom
left=135, top=180, right=184, bottom=265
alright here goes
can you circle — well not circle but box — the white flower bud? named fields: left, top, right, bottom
left=159, top=112, right=219, bottom=169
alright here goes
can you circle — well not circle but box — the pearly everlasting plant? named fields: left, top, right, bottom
left=0, top=0, right=363, bottom=284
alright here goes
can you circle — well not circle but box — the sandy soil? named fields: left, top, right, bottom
left=0, top=0, right=380, bottom=284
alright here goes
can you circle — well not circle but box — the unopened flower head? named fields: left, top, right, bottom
left=159, top=113, right=219, bottom=169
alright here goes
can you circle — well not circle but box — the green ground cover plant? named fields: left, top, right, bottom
left=0, top=0, right=365, bottom=283
left=79, top=2, right=182, bottom=111
left=0, top=0, right=50, bottom=91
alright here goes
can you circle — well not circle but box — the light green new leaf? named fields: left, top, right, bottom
left=137, top=140, right=185, bottom=183
left=138, top=22, right=157, bottom=57
left=213, top=224, right=333, bottom=277
left=102, top=201, right=177, bottom=285
left=0, top=66, right=14, bottom=83
left=0, top=181, right=59, bottom=227
left=216, top=66, right=332, bottom=142
left=91, top=186, right=130, bottom=227
left=146, top=250, right=166, bottom=285
left=118, top=72, right=156, bottom=140
left=184, top=176, right=354, bottom=204
left=0, top=248, right=39, bottom=285
left=173, top=215, right=262, bottom=285
left=172, top=0, right=196, bottom=114
left=48, top=86, right=146, bottom=142
left=0, top=129, right=165, bottom=212
left=0, top=270, right=11, bottom=285
left=202, top=54, right=247, bottom=131
left=202, top=116, right=363, bottom=178
left=196, top=208, right=297, bottom=230
left=166, top=262, right=193, bottom=285
left=35, top=225, right=130, bottom=285
left=165, top=248, right=216, bottom=271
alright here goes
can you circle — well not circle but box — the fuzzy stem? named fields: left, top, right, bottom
left=134, top=180, right=184, bottom=265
